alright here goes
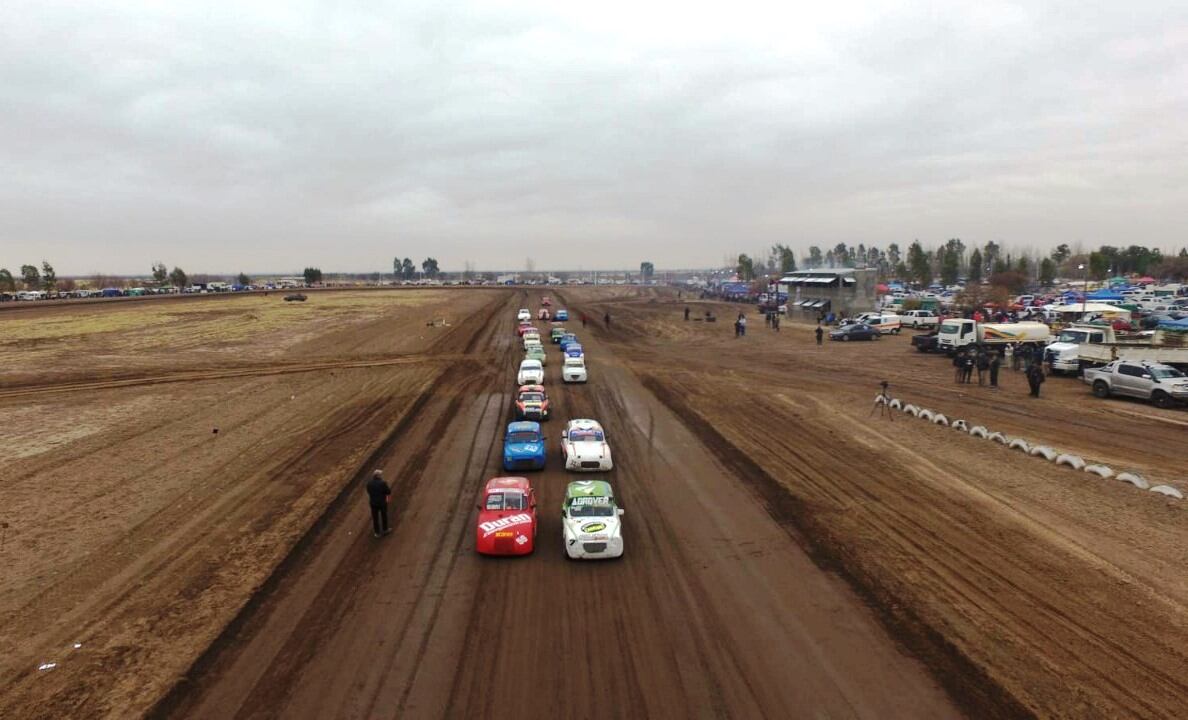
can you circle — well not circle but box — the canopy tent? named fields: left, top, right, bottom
left=876, top=283, right=890, bottom=293
left=1047, top=303, right=1134, bottom=317
left=1107, top=276, right=1128, bottom=286
left=1157, top=317, right=1188, bottom=329
left=1086, top=289, right=1125, bottom=301
left=1136, top=276, right=1157, bottom=285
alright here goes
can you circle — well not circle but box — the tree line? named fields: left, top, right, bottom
left=392, top=257, right=441, bottom=280
left=732, top=240, right=1188, bottom=289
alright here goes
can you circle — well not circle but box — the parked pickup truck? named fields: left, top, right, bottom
left=1083, top=360, right=1188, bottom=409
left=911, top=331, right=941, bottom=353
left=1045, top=324, right=1188, bottom=374
left=901, top=310, right=941, bottom=329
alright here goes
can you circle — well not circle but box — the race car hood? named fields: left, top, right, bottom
left=505, top=440, right=544, bottom=457
left=567, top=440, right=608, bottom=459
left=478, top=511, right=534, bottom=537
left=564, top=515, right=620, bottom=539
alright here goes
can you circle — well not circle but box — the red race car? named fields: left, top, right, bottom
left=517, top=322, right=536, bottom=336
left=475, top=477, right=537, bottom=556
left=541, top=296, right=552, bottom=307
left=515, top=384, right=550, bottom=421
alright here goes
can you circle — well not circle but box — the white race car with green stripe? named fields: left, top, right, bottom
left=562, top=480, right=624, bottom=560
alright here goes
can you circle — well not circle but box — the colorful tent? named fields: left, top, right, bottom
left=1136, top=276, right=1156, bottom=285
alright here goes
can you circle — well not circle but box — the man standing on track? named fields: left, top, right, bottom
left=604, top=312, right=611, bottom=328
left=1026, top=362, right=1045, bottom=398
left=366, top=469, right=392, bottom=538
left=815, top=324, right=823, bottom=345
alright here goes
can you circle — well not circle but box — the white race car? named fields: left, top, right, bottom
left=562, top=480, right=624, bottom=560
left=517, top=359, right=544, bottom=385
left=561, top=419, right=612, bottom=471
left=516, top=308, right=532, bottom=322
left=562, top=357, right=587, bottom=383
left=522, top=331, right=542, bottom=349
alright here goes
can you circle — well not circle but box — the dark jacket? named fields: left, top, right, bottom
left=1027, top=365, right=1045, bottom=385
left=366, top=476, right=391, bottom=507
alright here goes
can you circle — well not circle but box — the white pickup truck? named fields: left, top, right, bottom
left=901, top=310, right=940, bottom=329
left=1083, top=360, right=1188, bottom=408
left=1046, top=324, right=1188, bottom=375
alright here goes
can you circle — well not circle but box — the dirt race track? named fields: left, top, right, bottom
left=1, top=288, right=1186, bottom=719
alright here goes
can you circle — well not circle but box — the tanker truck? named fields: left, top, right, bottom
left=936, top=319, right=1053, bottom=354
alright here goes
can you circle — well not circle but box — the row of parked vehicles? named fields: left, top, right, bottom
left=474, top=302, right=625, bottom=560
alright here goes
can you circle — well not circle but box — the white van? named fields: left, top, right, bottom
left=901, top=310, right=939, bottom=329
left=862, top=313, right=903, bottom=334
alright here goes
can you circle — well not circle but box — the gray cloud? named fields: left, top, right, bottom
left=2, top=0, right=1186, bottom=275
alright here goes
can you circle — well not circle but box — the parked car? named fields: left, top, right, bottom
left=1084, top=361, right=1188, bottom=409
left=864, top=313, right=903, bottom=334
left=561, top=480, right=624, bottom=560
left=475, top=476, right=537, bottom=556
left=517, top=359, right=544, bottom=385
left=901, top=310, right=940, bottom=329
left=502, top=421, right=547, bottom=471
left=829, top=323, right=879, bottom=341
left=911, top=331, right=941, bottom=353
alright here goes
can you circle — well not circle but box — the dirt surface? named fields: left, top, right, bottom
left=3, top=287, right=1185, bottom=719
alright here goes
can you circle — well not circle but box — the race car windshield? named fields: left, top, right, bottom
left=486, top=492, right=527, bottom=510
left=568, top=428, right=603, bottom=441
left=508, top=431, right=540, bottom=443
left=569, top=501, right=614, bottom=517
left=1151, top=367, right=1184, bottom=379
left=520, top=393, right=544, bottom=403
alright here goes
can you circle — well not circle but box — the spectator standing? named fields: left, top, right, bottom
left=365, top=469, right=392, bottom=538
left=1027, top=362, right=1045, bottom=397
left=815, top=325, right=823, bottom=345
left=684, top=306, right=690, bottom=321
left=989, top=350, right=1001, bottom=388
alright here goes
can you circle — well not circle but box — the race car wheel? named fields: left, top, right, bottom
left=1152, top=391, right=1174, bottom=409
left=842, top=335, right=850, bottom=341
left=1092, top=381, right=1110, bottom=399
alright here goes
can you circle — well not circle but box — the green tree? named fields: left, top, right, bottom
left=401, top=258, right=415, bottom=280
left=1051, top=244, right=1071, bottom=264
left=393, top=256, right=402, bottom=278
left=21, top=264, right=40, bottom=290
left=833, top=242, right=852, bottom=267
left=967, top=249, right=983, bottom=282
left=0, top=268, right=14, bottom=292
left=806, top=246, right=822, bottom=269
left=1087, top=251, right=1110, bottom=280
left=236, top=272, right=251, bottom=286
left=1039, top=257, right=1056, bottom=285
left=640, top=261, right=655, bottom=281
left=887, top=243, right=901, bottom=269
left=303, top=267, right=323, bottom=285
left=894, top=261, right=908, bottom=279
left=151, top=262, right=167, bottom=284
left=736, top=253, right=755, bottom=281
left=906, top=241, right=931, bottom=286
left=771, top=244, right=796, bottom=273
left=41, top=261, right=57, bottom=292
left=1016, top=256, right=1029, bottom=276
left=940, top=246, right=960, bottom=286
left=169, top=267, right=188, bottom=288
left=421, top=258, right=440, bottom=278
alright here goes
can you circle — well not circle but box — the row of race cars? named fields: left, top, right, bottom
left=474, top=300, right=625, bottom=560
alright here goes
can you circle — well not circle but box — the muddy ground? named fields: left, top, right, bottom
left=1, top=287, right=1185, bottom=719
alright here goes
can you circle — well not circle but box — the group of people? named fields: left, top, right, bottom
left=952, top=343, right=1047, bottom=397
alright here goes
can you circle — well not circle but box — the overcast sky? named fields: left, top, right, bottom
left=2, top=1, right=1186, bottom=275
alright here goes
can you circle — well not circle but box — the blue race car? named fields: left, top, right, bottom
left=503, top=421, right=546, bottom=471
left=565, top=344, right=584, bottom=358
left=559, top=334, right=579, bottom=352
left=555, top=309, right=569, bottom=321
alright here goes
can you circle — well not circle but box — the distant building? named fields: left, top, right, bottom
left=779, top=268, right=876, bottom=318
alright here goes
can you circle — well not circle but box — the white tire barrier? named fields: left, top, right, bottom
left=988, top=432, right=1008, bottom=444
left=969, top=425, right=988, bottom=438
left=919, top=409, right=934, bottom=421
left=933, top=414, right=949, bottom=427
left=903, top=404, right=919, bottom=416
left=1055, top=454, right=1086, bottom=471
left=1008, top=438, right=1031, bottom=452
left=1029, top=446, right=1058, bottom=461
left=875, top=394, right=887, bottom=405
left=889, top=399, right=902, bottom=410
left=1116, top=472, right=1150, bottom=490
left=1083, top=464, right=1114, bottom=479
left=1149, top=485, right=1184, bottom=500
left=951, top=420, right=967, bottom=432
